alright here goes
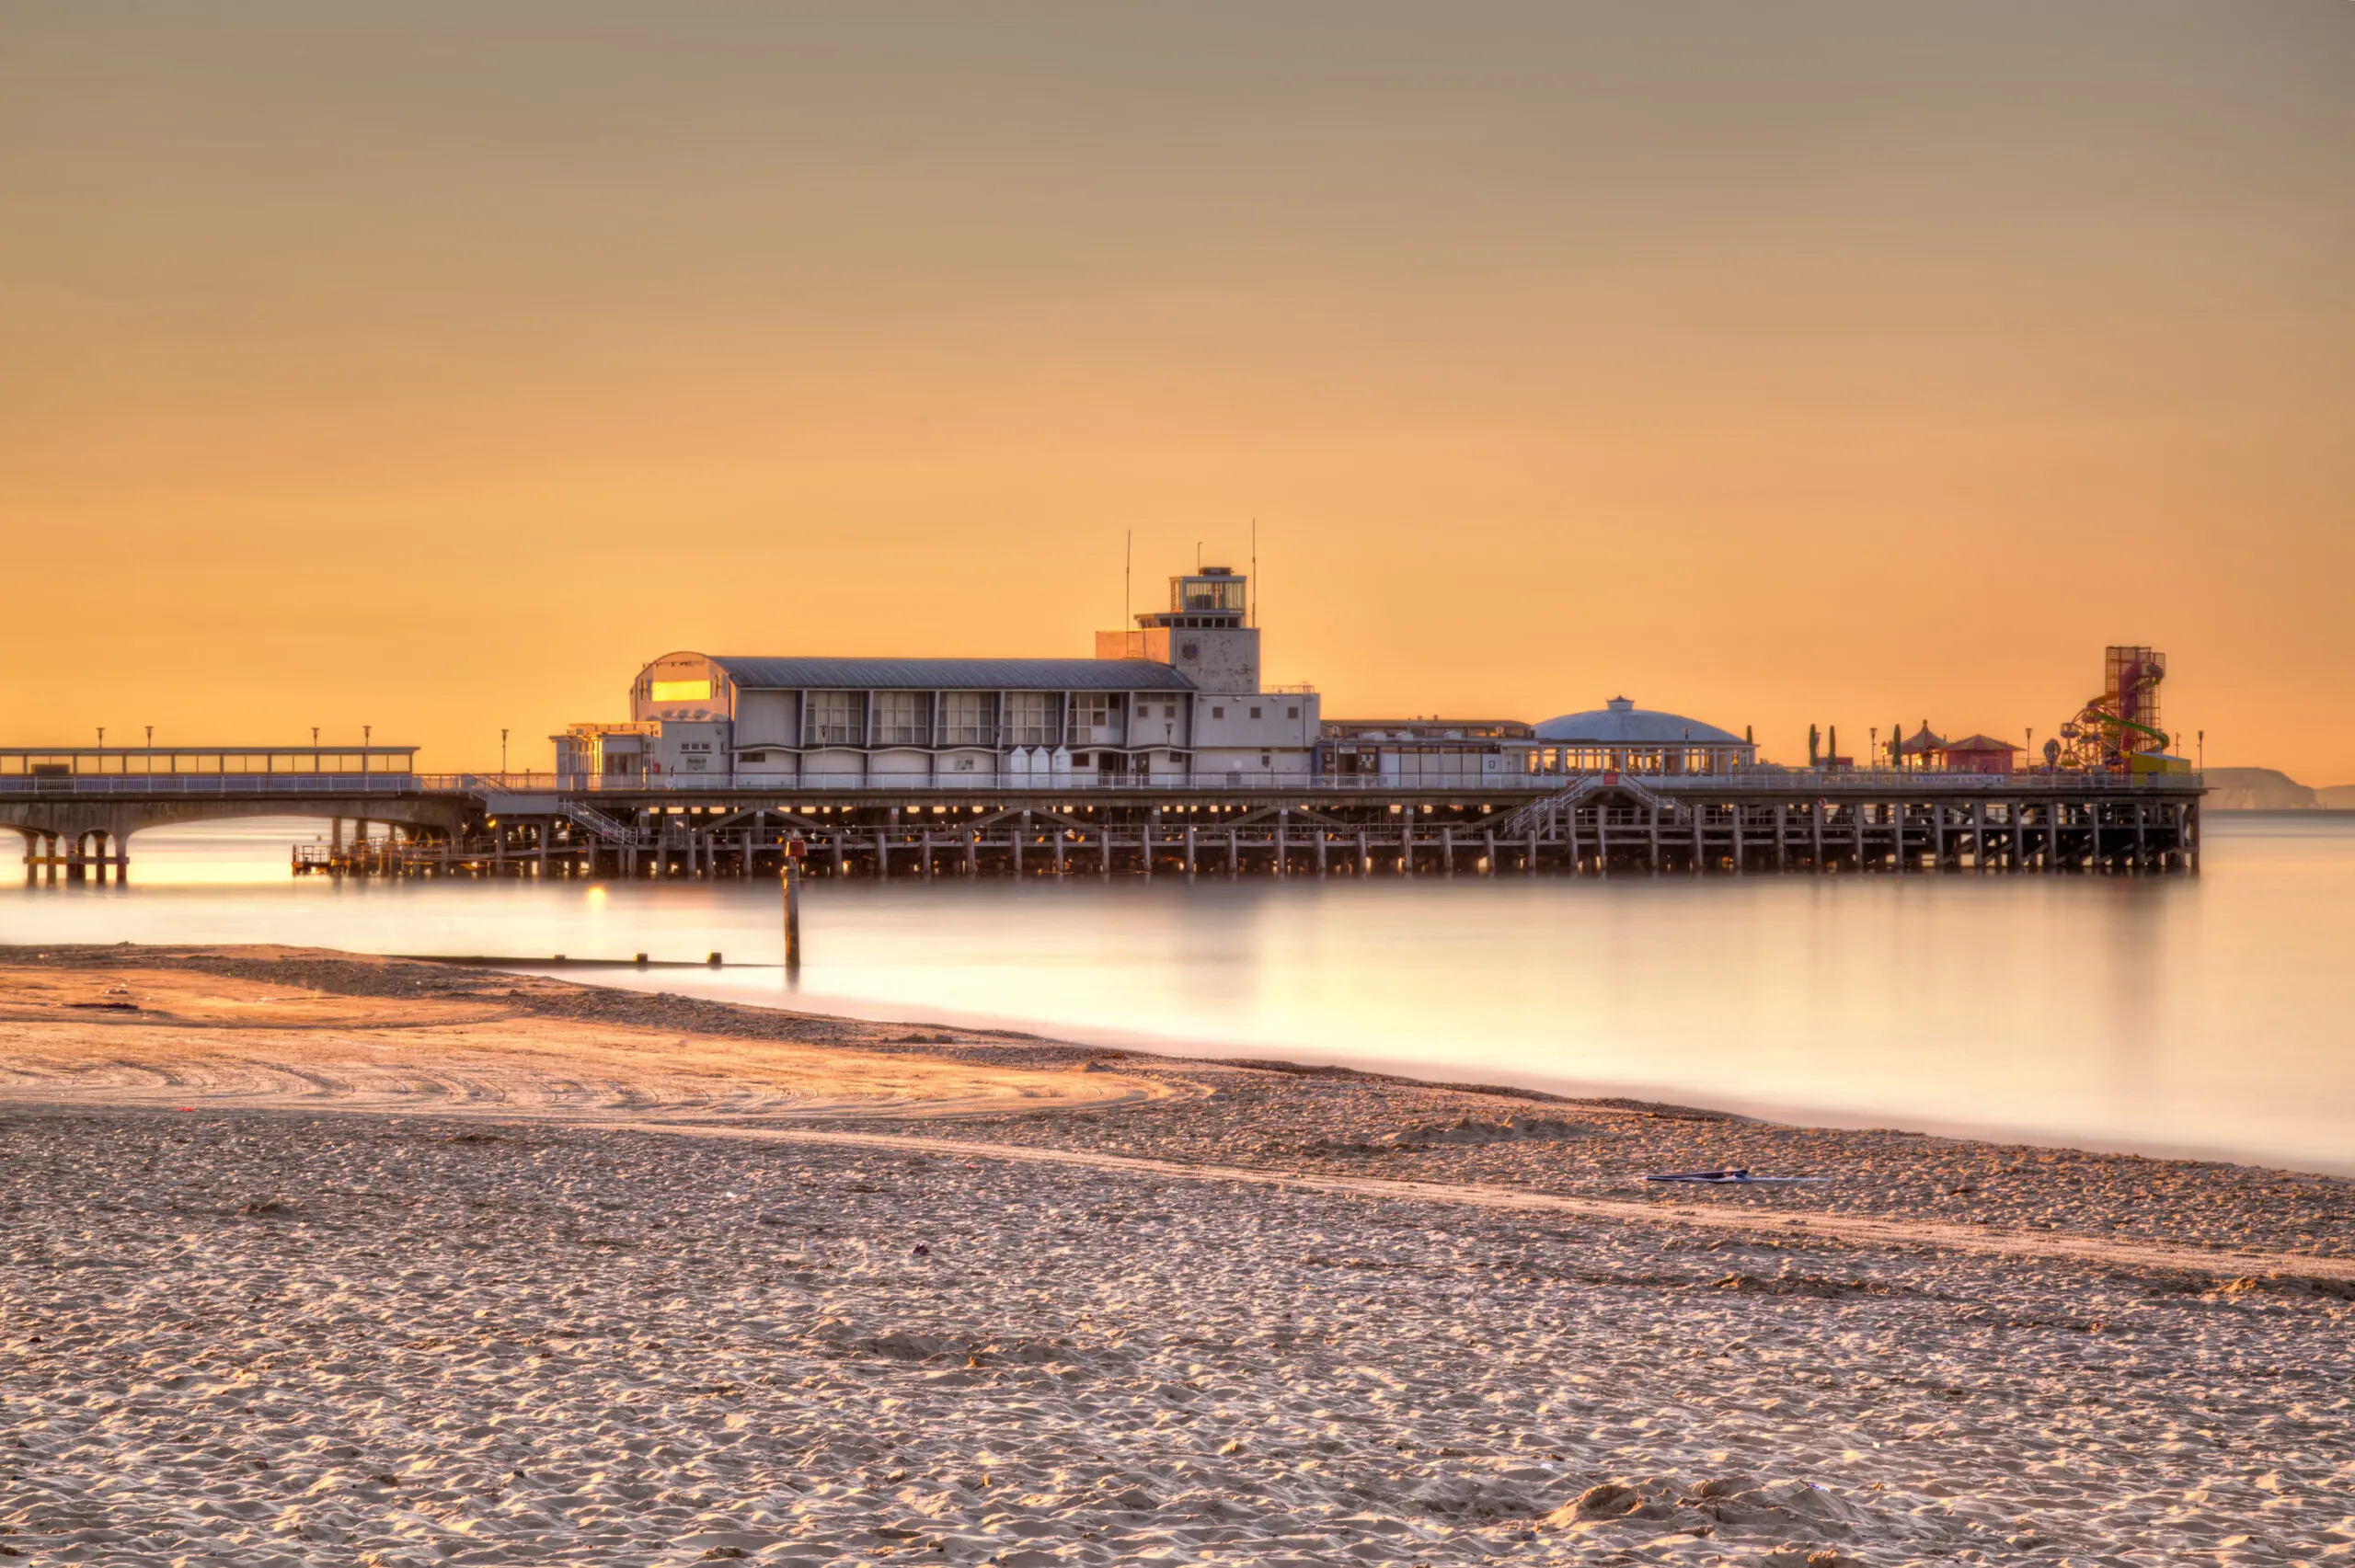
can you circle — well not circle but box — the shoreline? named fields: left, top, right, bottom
left=16, top=826, right=2353, bottom=1180
left=5, top=942, right=2349, bottom=1254
left=505, top=952, right=2351, bottom=1182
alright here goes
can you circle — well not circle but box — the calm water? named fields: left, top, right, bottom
left=8, top=814, right=2352, bottom=1173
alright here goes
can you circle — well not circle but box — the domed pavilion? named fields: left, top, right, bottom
left=1530, top=696, right=1755, bottom=777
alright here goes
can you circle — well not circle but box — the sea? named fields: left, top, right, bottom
left=7, top=812, right=2350, bottom=1175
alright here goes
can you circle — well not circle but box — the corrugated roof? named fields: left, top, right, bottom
left=707, top=656, right=1197, bottom=692
left=1534, top=696, right=1745, bottom=747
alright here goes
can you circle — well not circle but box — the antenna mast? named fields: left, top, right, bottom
left=1249, top=518, right=1258, bottom=628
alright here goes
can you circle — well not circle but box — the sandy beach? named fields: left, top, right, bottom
left=3, top=945, right=2349, bottom=1566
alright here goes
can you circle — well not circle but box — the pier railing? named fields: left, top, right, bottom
left=0, top=773, right=425, bottom=797
left=0, top=766, right=2203, bottom=801
left=447, top=767, right=2203, bottom=796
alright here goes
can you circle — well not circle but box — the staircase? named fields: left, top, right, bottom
left=560, top=800, right=653, bottom=848
left=1489, top=773, right=1676, bottom=839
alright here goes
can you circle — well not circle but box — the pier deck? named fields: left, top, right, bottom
left=281, top=772, right=2198, bottom=882
left=6, top=756, right=2201, bottom=882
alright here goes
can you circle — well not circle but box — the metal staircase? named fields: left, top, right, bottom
left=1488, top=773, right=1676, bottom=839
left=559, top=800, right=653, bottom=848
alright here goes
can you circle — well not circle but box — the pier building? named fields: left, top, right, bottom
left=1528, top=697, right=1756, bottom=777
left=556, top=567, right=1323, bottom=789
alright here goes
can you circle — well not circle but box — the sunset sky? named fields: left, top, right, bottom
left=6, top=4, right=2351, bottom=778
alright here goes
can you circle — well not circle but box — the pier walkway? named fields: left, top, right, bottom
left=6, top=747, right=2203, bottom=882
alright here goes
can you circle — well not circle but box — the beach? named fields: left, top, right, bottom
left=3, top=945, right=2349, bottom=1565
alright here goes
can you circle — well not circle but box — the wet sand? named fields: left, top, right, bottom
left=3, top=944, right=2349, bottom=1565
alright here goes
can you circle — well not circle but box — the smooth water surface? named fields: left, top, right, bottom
left=8, top=814, right=2351, bottom=1173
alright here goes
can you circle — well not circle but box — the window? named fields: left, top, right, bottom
left=1069, top=694, right=1113, bottom=745
left=940, top=691, right=994, bottom=746
left=1286, top=705, right=1299, bottom=719
left=874, top=691, right=928, bottom=746
left=807, top=691, right=864, bottom=746
left=1005, top=692, right=1055, bottom=746
left=1178, top=578, right=1246, bottom=614
left=1249, top=706, right=1262, bottom=720
left=1212, top=705, right=1224, bottom=720
left=650, top=678, right=711, bottom=702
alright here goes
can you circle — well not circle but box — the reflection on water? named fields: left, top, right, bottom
left=8, top=814, right=2353, bottom=1173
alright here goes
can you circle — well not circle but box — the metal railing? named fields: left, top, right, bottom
left=0, top=765, right=2204, bottom=802
left=451, top=766, right=2203, bottom=796
left=0, top=773, right=426, bottom=797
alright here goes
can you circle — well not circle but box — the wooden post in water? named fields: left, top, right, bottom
left=782, top=837, right=805, bottom=970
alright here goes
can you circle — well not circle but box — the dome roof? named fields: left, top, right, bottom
left=1534, top=696, right=1744, bottom=747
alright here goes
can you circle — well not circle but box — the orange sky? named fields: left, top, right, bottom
left=5, top=4, right=2351, bottom=779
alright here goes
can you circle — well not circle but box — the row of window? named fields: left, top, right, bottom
left=796, top=693, right=1293, bottom=748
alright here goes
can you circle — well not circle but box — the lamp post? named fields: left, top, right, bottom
left=500, top=728, right=509, bottom=778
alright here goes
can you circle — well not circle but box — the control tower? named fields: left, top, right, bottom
left=1096, top=566, right=1260, bottom=692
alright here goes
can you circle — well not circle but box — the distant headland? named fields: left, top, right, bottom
left=2203, top=769, right=2355, bottom=811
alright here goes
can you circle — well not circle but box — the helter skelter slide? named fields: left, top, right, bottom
left=2047, top=645, right=2186, bottom=775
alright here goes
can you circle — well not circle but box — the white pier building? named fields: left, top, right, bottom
left=557, top=567, right=1322, bottom=788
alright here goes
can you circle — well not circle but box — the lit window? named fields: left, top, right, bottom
left=651, top=679, right=711, bottom=703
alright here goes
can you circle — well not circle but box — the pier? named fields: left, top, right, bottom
left=6, top=751, right=2200, bottom=882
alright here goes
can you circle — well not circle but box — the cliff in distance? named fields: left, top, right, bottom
left=2203, top=767, right=2355, bottom=810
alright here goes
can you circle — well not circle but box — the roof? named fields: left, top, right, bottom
left=1942, top=733, right=2021, bottom=752
left=1899, top=727, right=1948, bottom=755
left=1533, top=696, right=1745, bottom=747
left=706, top=656, right=1197, bottom=692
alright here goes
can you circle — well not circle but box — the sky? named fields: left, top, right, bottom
left=4, top=3, right=2351, bottom=778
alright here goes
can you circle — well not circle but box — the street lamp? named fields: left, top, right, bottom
left=501, top=728, right=509, bottom=777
